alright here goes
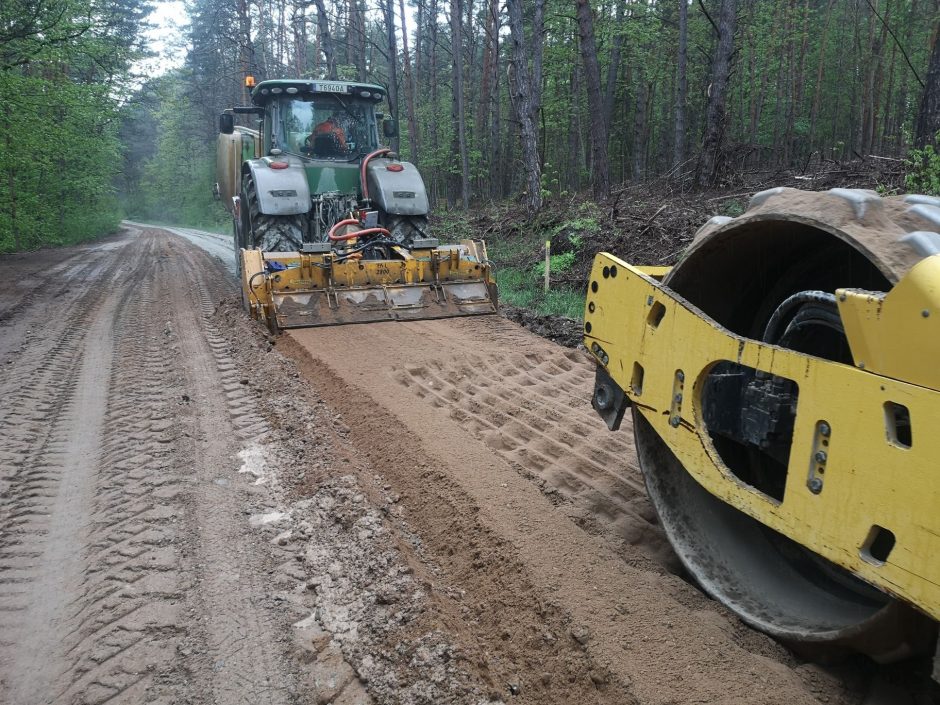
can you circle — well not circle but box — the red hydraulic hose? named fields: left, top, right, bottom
left=327, top=218, right=392, bottom=242
left=360, top=147, right=391, bottom=202
left=328, top=218, right=360, bottom=240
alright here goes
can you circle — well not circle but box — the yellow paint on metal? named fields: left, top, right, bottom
left=837, top=254, right=940, bottom=390
left=240, top=241, right=497, bottom=329
left=634, top=265, right=672, bottom=281
left=583, top=252, right=940, bottom=621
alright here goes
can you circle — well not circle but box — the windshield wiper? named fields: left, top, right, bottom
left=333, top=95, right=358, bottom=122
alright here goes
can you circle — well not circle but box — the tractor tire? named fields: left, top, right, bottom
left=241, top=177, right=307, bottom=252
left=383, top=213, right=430, bottom=247
left=232, top=216, right=244, bottom=280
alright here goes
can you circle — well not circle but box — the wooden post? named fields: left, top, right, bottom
left=544, top=240, right=551, bottom=293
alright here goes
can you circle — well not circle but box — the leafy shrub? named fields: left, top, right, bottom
left=721, top=199, right=745, bottom=217
left=906, top=140, right=940, bottom=196
left=535, top=251, right=576, bottom=277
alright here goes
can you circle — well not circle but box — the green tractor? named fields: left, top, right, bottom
left=214, top=78, right=496, bottom=330
left=216, top=79, right=431, bottom=253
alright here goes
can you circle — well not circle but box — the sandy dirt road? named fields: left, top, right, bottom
left=0, top=226, right=934, bottom=705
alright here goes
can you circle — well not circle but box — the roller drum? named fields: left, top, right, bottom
left=636, top=188, right=940, bottom=661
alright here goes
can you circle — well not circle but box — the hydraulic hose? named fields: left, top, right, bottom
left=327, top=218, right=392, bottom=242
left=360, top=147, right=391, bottom=202
left=330, top=227, right=392, bottom=242
left=328, top=218, right=360, bottom=240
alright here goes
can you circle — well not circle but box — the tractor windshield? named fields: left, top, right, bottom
left=277, top=96, right=378, bottom=161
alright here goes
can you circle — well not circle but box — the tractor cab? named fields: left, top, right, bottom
left=249, top=80, right=393, bottom=162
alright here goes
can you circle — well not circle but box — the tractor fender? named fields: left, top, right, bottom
left=243, top=156, right=310, bottom=216
left=366, top=158, right=430, bottom=216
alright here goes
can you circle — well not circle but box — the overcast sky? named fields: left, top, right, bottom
left=135, top=0, right=420, bottom=80
left=135, top=0, right=187, bottom=77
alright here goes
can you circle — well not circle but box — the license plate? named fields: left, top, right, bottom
left=313, top=82, right=348, bottom=94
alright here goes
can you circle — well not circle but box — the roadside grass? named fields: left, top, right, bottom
left=476, top=206, right=589, bottom=320
left=495, top=266, right=585, bottom=319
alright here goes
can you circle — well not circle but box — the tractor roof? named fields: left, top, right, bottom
left=250, top=79, right=386, bottom=105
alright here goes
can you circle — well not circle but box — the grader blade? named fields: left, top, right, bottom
left=241, top=239, right=498, bottom=331
left=271, top=279, right=496, bottom=328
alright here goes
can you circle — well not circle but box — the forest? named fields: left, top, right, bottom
left=1, top=0, right=939, bottom=252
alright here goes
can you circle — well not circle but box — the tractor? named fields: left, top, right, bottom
left=215, top=78, right=496, bottom=329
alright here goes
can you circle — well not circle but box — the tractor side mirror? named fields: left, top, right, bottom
left=219, top=112, right=235, bottom=135
left=382, top=118, right=398, bottom=138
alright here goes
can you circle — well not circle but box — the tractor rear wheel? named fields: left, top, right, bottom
left=241, top=176, right=307, bottom=251
left=383, top=213, right=430, bottom=247
left=232, top=218, right=240, bottom=279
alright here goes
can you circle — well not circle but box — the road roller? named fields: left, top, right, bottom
left=584, top=188, right=940, bottom=673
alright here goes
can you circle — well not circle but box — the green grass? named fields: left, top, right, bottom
left=534, top=251, right=576, bottom=278
left=435, top=203, right=590, bottom=320
left=497, top=266, right=585, bottom=320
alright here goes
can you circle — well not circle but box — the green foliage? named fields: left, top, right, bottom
left=0, top=73, right=125, bottom=252
left=0, top=0, right=147, bottom=252
left=552, top=202, right=601, bottom=240
left=720, top=199, right=746, bottom=217
left=905, top=141, right=940, bottom=197
left=118, top=73, right=231, bottom=231
left=434, top=208, right=476, bottom=241
left=496, top=267, right=585, bottom=320
left=554, top=216, right=598, bottom=235
left=876, top=183, right=900, bottom=197
left=535, top=251, right=575, bottom=278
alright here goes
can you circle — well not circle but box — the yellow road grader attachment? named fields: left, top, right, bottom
left=240, top=239, right=497, bottom=330
left=585, top=188, right=940, bottom=668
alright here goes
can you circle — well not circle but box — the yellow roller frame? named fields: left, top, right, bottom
left=584, top=252, right=940, bottom=621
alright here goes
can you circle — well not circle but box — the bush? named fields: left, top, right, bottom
left=906, top=140, right=940, bottom=196
left=534, top=251, right=576, bottom=277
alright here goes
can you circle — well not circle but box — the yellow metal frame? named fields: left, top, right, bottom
left=241, top=240, right=496, bottom=329
left=584, top=252, right=940, bottom=621
left=837, top=255, right=940, bottom=391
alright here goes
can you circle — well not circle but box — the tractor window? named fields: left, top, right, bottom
left=277, top=96, right=378, bottom=160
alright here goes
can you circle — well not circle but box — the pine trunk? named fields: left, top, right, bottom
left=915, top=21, right=940, bottom=147
left=312, top=0, right=337, bottom=79
left=399, top=0, right=419, bottom=163
left=450, top=0, right=470, bottom=209
left=576, top=0, right=610, bottom=200
left=674, top=0, right=688, bottom=168
left=506, top=0, right=544, bottom=212
left=697, top=0, right=737, bottom=188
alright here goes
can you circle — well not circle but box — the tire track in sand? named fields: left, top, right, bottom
left=161, top=232, right=374, bottom=705
left=53, top=235, right=190, bottom=704
left=285, top=316, right=830, bottom=705
left=389, top=346, right=667, bottom=562
left=159, top=235, right=297, bottom=705
left=0, top=235, right=175, bottom=704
